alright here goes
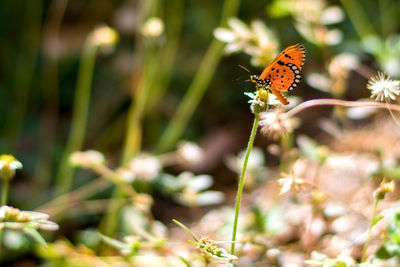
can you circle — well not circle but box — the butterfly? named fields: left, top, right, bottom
left=250, top=43, right=306, bottom=105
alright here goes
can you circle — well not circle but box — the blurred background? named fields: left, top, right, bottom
left=1, top=0, right=400, bottom=265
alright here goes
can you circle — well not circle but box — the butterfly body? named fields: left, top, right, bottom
left=250, top=44, right=306, bottom=105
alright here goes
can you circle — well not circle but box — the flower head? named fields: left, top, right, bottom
left=374, top=178, right=395, bottom=200
left=259, top=108, right=293, bottom=139
left=0, top=154, right=22, bottom=180
left=70, top=150, right=105, bottom=169
left=277, top=172, right=305, bottom=195
left=177, top=141, right=204, bottom=165
left=0, top=205, right=59, bottom=231
left=129, top=154, right=162, bottom=181
left=214, top=18, right=279, bottom=66
left=367, top=72, right=400, bottom=102
left=89, top=25, right=119, bottom=49
left=141, top=17, right=164, bottom=38
left=197, top=237, right=237, bottom=261
left=245, top=89, right=281, bottom=114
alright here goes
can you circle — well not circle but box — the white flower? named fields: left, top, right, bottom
left=70, top=150, right=105, bottom=168
left=141, top=17, right=164, bottom=38
left=277, top=172, right=305, bottom=195
left=129, top=154, right=162, bottom=181
left=367, top=72, right=400, bottom=101
left=0, top=155, right=22, bottom=171
left=0, top=205, right=59, bottom=231
left=89, top=25, right=119, bottom=48
left=177, top=141, right=204, bottom=165
left=0, top=155, right=22, bottom=180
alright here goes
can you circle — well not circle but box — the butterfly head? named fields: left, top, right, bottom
left=250, top=75, right=259, bottom=84
left=250, top=74, right=267, bottom=89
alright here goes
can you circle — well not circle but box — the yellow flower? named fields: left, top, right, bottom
left=0, top=154, right=22, bottom=180
left=374, top=178, right=395, bottom=200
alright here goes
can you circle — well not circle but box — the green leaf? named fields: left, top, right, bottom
left=23, top=227, right=47, bottom=247
left=99, top=233, right=130, bottom=251
left=375, top=244, right=393, bottom=259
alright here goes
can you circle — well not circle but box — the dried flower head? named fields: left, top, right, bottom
left=259, top=108, right=293, bottom=138
left=0, top=205, right=59, bottom=231
left=367, top=72, right=400, bottom=102
left=0, top=154, right=22, bottom=180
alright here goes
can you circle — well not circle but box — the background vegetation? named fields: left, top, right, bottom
left=1, top=0, right=400, bottom=266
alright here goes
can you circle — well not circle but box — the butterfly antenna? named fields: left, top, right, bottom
left=238, top=64, right=251, bottom=73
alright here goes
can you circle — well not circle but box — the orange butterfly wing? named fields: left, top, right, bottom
left=258, top=44, right=305, bottom=104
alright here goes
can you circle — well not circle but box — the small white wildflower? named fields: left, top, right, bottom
left=213, top=28, right=236, bottom=42
left=227, top=17, right=252, bottom=39
left=0, top=155, right=22, bottom=171
left=277, top=172, right=305, bottom=195
left=0, top=155, right=22, bottom=180
left=324, top=29, right=343, bottom=45
left=89, top=25, right=119, bottom=48
left=367, top=72, right=400, bottom=101
left=141, top=17, right=164, bottom=38
left=0, top=205, right=59, bottom=231
left=70, top=150, right=105, bottom=168
left=320, top=6, right=345, bottom=25
left=177, top=141, right=204, bottom=165
left=129, top=154, right=161, bottom=181
left=116, top=168, right=135, bottom=183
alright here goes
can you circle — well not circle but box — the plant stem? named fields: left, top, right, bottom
left=0, top=179, right=10, bottom=249
left=156, top=0, right=241, bottom=152
left=54, top=41, right=99, bottom=197
left=172, top=219, right=199, bottom=242
left=361, top=198, right=379, bottom=262
left=101, top=0, right=160, bottom=236
left=286, top=98, right=400, bottom=118
left=230, top=113, right=260, bottom=257
left=1, top=180, right=9, bottom=206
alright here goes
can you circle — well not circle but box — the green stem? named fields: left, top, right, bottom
left=1, top=180, right=9, bottom=206
left=378, top=0, right=395, bottom=37
left=340, top=0, right=376, bottom=38
left=54, top=41, right=99, bottom=197
left=230, top=113, right=259, bottom=257
left=172, top=219, right=199, bottom=242
left=156, top=0, right=241, bottom=152
left=146, top=0, right=184, bottom=112
left=0, top=179, right=10, bottom=250
left=101, top=0, right=160, bottom=236
left=4, top=0, right=42, bottom=151
left=361, top=198, right=379, bottom=262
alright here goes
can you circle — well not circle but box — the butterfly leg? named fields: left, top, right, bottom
left=270, top=88, right=289, bottom=105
